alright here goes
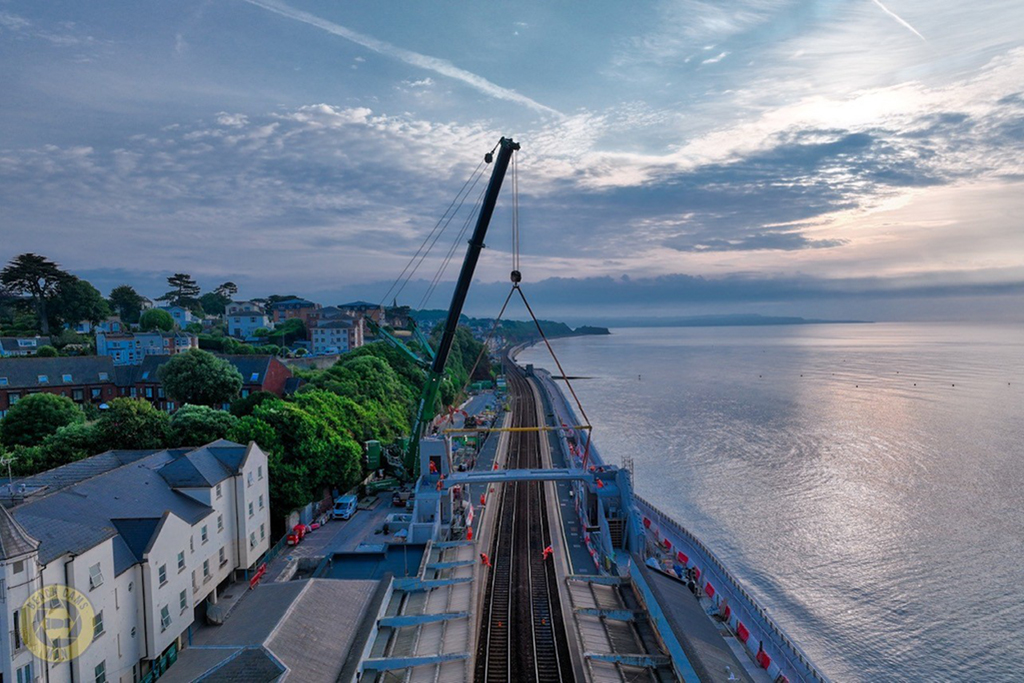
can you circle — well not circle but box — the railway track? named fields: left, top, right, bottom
left=475, top=359, right=575, bottom=682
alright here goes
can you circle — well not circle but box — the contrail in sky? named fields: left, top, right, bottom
left=870, top=0, right=926, bottom=41
left=241, top=0, right=563, bottom=117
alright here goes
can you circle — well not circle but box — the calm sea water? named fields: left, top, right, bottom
left=519, top=323, right=1024, bottom=682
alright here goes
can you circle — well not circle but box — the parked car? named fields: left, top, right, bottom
left=286, top=523, right=307, bottom=546
left=392, top=490, right=415, bottom=508
left=332, top=494, right=359, bottom=520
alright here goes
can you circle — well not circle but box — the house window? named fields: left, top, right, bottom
left=145, top=387, right=153, bottom=398
left=38, top=374, right=48, bottom=383
left=94, top=610, right=105, bottom=636
left=260, top=523, right=265, bottom=540
left=89, top=562, right=104, bottom=589
left=219, top=546, right=227, bottom=566
left=9, top=392, right=20, bottom=403
left=142, top=371, right=150, bottom=379
left=91, top=388, right=101, bottom=399
left=130, top=387, right=137, bottom=397
left=216, top=483, right=222, bottom=498
left=258, top=465, right=263, bottom=480
left=249, top=372, right=259, bottom=382
left=180, top=589, right=188, bottom=613
left=17, top=663, right=32, bottom=683
left=240, top=389, right=250, bottom=398
left=190, top=536, right=194, bottom=553
left=203, top=560, right=210, bottom=579
left=250, top=532, right=257, bottom=548
left=248, top=502, right=254, bottom=518
left=158, top=564, right=168, bottom=586
left=99, top=372, right=109, bottom=380
left=217, top=514, right=223, bottom=532
left=95, top=660, right=107, bottom=683
left=158, top=387, right=165, bottom=398
left=0, top=377, right=7, bottom=386
left=160, top=605, right=171, bottom=631
left=13, top=559, right=24, bottom=573
left=178, top=551, right=185, bottom=571
left=258, top=495, right=264, bottom=510
left=73, top=388, right=84, bottom=401
left=201, top=525, right=208, bottom=543
left=62, top=374, right=72, bottom=383
left=247, top=472, right=254, bottom=487
left=13, top=608, right=22, bottom=650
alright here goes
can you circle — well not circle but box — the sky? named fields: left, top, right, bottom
left=1, top=0, right=1022, bottom=322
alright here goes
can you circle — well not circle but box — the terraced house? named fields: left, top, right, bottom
left=0, top=440, right=271, bottom=683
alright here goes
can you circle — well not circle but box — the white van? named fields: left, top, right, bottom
left=332, top=494, right=358, bottom=520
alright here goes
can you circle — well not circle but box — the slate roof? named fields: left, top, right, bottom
left=338, top=301, right=380, bottom=310
left=0, top=356, right=116, bottom=389
left=110, top=516, right=166, bottom=563
left=315, top=319, right=354, bottom=330
left=270, top=298, right=316, bottom=308
left=164, top=579, right=378, bottom=683
left=0, top=504, right=39, bottom=560
left=9, top=441, right=251, bottom=569
left=198, top=648, right=284, bottom=683
left=127, top=355, right=277, bottom=387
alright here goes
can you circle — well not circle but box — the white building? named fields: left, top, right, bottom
left=225, top=302, right=272, bottom=341
left=0, top=440, right=271, bottom=683
left=311, top=318, right=364, bottom=355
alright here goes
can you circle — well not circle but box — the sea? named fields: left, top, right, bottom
left=518, top=323, right=1024, bottom=683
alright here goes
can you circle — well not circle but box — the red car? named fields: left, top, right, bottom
left=286, top=524, right=307, bottom=546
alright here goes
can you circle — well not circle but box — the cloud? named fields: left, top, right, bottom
left=702, top=51, right=729, bottom=65
left=870, top=0, right=926, bottom=41
left=239, top=0, right=562, bottom=117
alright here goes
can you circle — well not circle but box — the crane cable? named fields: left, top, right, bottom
left=417, top=182, right=488, bottom=310
left=378, top=146, right=495, bottom=309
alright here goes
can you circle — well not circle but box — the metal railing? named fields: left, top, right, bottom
left=635, top=494, right=829, bottom=683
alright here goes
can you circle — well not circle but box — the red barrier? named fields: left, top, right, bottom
left=643, top=516, right=652, bottom=528
left=663, top=538, right=672, bottom=549
left=676, top=550, right=688, bottom=565
left=756, top=651, right=771, bottom=669
left=723, top=605, right=731, bottom=620
left=249, top=563, right=267, bottom=590
left=736, top=622, right=750, bottom=643
left=705, top=582, right=716, bottom=598
left=693, top=567, right=701, bottom=581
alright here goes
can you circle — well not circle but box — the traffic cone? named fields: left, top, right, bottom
left=480, top=494, right=486, bottom=506
left=466, top=526, right=473, bottom=540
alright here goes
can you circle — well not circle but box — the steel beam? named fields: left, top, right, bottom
left=361, top=653, right=469, bottom=671
left=574, top=607, right=641, bottom=621
left=393, top=577, right=472, bottom=592
left=426, top=559, right=475, bottom=570
left=379, top=611, right=468, bottom=628
left=584, top=652, right=672, bottom=668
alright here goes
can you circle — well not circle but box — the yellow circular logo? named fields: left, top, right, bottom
left=20, top=585, right=95, bottom=662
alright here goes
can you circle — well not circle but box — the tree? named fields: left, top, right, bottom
left=168, top=405, right=238, bottom=446
left=215, top=282, right=238, bottom=298
left=230, top=390, right=280, bottom=417
left=35, top=345, right=59, bottom=357
left=0, top=253, right=72, bottom=334
left=139, top=308, right=174, bottom=332
left=48, top=277, right=110, bottom=329
left=95, top=398, right=169, bottom=449
left=109, top=285, right=145, bottom=324
left=157, top=349, right=243, bottom=406
left=268, top=318, right=306, bottom=346
left=157, top=273, right=201, bottom=311
left=199, top=292, right=228, bottom=317
left=0, top=393, right=85, bottom=447
left=37, top=422, right=101, bottom=470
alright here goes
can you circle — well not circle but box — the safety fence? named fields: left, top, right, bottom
left=636, top=495, right=829, bottom=683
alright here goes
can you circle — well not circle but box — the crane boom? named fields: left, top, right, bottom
left=404, top=137, right=519, bottom=476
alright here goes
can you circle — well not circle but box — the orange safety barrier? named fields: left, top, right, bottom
left=676, top=550, right=688, bottom=565
left=736, top=622, right=750, bottom=643
left=756, top=651, right=771, bottom=669
left=705, top=582, right=716, bottom=598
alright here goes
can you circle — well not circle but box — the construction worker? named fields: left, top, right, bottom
left=480, top=552, right=492, bottom=567
left=542, top=545, right=553, bottom=561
